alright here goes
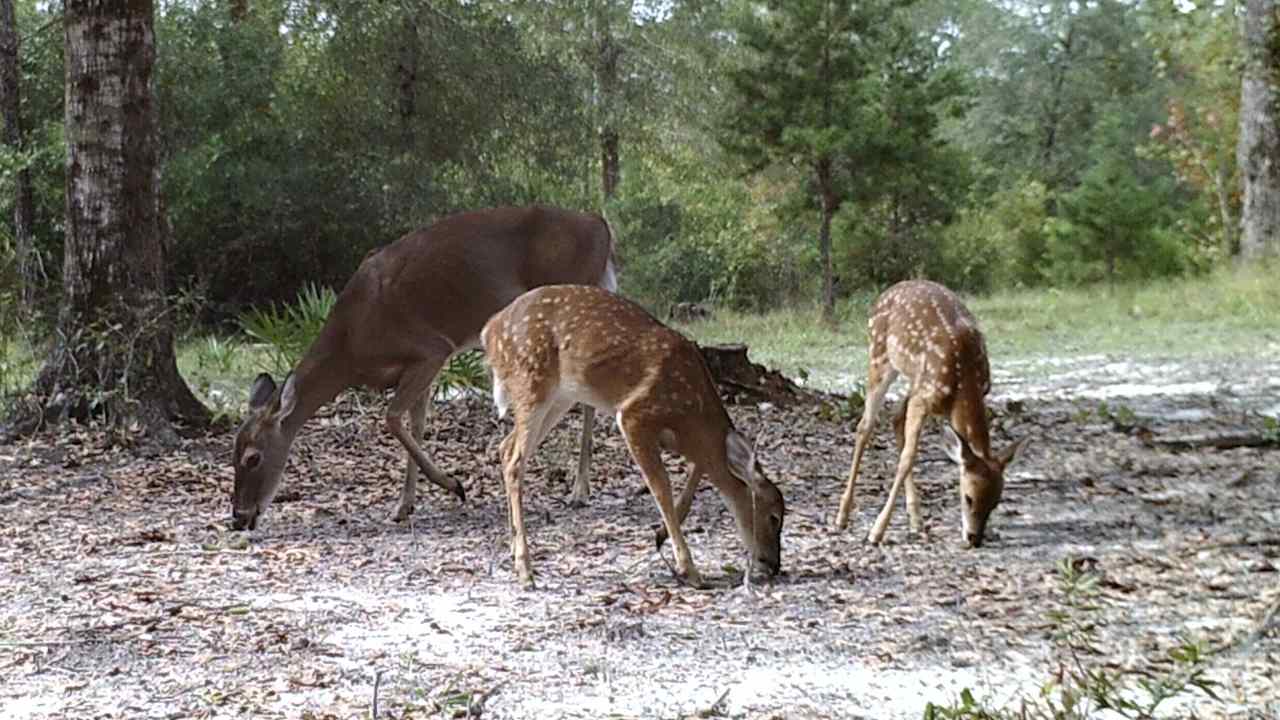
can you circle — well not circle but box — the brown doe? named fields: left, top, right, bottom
left=834, top=280, right=1029, bottom=547
left=231, top=206, right=616, bottom=530
left=481, top=285, right=785, bottom=589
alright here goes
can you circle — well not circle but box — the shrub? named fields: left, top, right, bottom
left=238, top=282, right=337, bottom=375
left=924, top=557, right=1221, bottom=720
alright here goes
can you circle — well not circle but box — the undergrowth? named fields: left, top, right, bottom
left=676, top=265, right=1278, bottom=393
left=924, top=557, right=1221, bottom=720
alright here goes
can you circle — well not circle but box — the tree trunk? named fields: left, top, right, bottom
left=816, top=156, right=837, bottom=325
left=397, top=6, right=419, bottom=152
left=595, top=10, right=621, bottom=200
left=1, top=0, right=38, bottom=314
left=15, top=0, right=207, bottom=442
left=1238, top=0, right=1280, bottom=260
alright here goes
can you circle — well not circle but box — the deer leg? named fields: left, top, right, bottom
left=386, top=353, right=466, bottom=514
left=655, top=463, right=704, bottom=550
left=835, top=368, right=898, bottom=530
left=868, top=396, right=927, bottom=545
left=568, top=406, right=595, bottom=507
left=391, top=393, right=431, bottom=521
left=499, top=399, right=563, bottom=589
left=500, top=423, right=537, bottom=589
left=530, top=397, right=586, bottom=501
left=621, top=418, right=704, bottom=588
left=892, top=399, right=923, bottom=533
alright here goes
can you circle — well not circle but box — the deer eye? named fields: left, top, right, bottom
left=964, top=495, right=974, bottom=508
left=242, top=449, right=262, bottom=470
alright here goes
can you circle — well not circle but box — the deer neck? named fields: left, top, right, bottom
left=279, top=344, right=353, bottom=440
left=949, top=390, right=992, bottom=459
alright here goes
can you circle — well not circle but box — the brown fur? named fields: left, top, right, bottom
left=482, top=285, right=785, bottom=589
left=835, top=280, right=1029, bottom=547
left=231, top=206, right=616, bottom=530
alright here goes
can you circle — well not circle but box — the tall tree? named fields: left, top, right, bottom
left=18, top=0, right=206, bottom=440
left=723, top=0, right=962, bottom=321
left=1238, top=0, right=1280, bottom=259
left=1, top=0, right=38, bottom=313
left=594, top=2, right=622, bottom=199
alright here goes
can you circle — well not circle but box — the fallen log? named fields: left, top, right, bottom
left=1148, top=432, right=1278, bottom=450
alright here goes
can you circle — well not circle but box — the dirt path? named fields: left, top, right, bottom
left=2, top=362, right=1277, bottom=719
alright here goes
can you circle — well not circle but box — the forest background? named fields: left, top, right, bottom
left=0, top=0, right=1274, bottom=423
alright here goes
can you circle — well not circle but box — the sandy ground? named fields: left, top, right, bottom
left=2, top=353, right=1278, bottom=719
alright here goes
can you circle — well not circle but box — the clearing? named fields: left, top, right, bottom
left=2, top=352, right=1278, bottom=719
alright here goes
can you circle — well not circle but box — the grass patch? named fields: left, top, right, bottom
left=970, top=265, right=1280, bottom=358
left=671, top=300, right=868, bottom=393
left=675, top=266, right=1279, bottom=394
left=176, top=336, right=277, bottom=421
left=0, top=335, right=40, bottom=400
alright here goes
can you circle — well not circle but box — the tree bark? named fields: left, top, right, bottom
left=397, top=6, right=419, bottom=151
left=1238, top=0, right=1280, bottom=260
left=15, top=0, right=208, bottom=442
left=595, top=9, right=621, bottom=200
left=1, top=0, right=38, bottom=313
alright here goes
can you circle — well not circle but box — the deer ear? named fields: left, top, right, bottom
left=997, top=436, right=1031, bottom=468
left=943, top=425, right=976, bottom=465
left=275, top=372, right=298, bottom=421
left=249, top=373, right=277, bottom=410
left=725, top=429, right=756, bottom=483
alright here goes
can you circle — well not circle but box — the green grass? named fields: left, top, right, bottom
left=675, top=266, right=1279, bottom=394
left=176, top=336, right=277, bottom=420
left=0, top=335, right=39, bottom=399
left=969, top=266, right=1279, bottom=358
left=3, top=267, right=1275, bottom=411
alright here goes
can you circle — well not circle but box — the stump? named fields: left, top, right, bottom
left=697, top=343, right=806, bottom=406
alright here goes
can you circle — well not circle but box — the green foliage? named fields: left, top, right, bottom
left=1044, top=154, right=1187, bottom=287
left=722, top=0, right=971, bottom=302
left=1258, top=413, right=1280, bottom=445
left=238, top=283, right=337, bottom=375
left=3, top=0, right=1264, bottom=323
left=613, top=148, right=812, bottom=311
left=936, top=181, right=1052, bottom=292
left=434, top=351, right=490, bottom=402
left=154, top=0, right=594, bottom=310
left=924, top=557, right=1221, bottom=720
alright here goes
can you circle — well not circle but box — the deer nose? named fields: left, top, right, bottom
left=966, top=532, right=982, bottom=548
left=756, top=555, right=781, bottom=576
left=231, top=507, right=258, bottom=531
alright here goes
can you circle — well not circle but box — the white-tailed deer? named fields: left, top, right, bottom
left=482, top=285, right=785, bottom=589
left=231, top=206, right=617, bottom=530
left=834, top=280, right=1029, bottom=547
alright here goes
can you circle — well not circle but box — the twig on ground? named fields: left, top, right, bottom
left=697, top=687, right=732, bottom=718
left=372, top=668, right=385, bottom=719
left=469, top=679, right=509, bottom=718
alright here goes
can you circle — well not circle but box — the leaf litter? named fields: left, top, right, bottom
left=1, top=369, right=1277, bottom=719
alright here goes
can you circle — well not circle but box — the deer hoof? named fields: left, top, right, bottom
left=452, top=482, right=466, bottom=503
left=392, top=504, right=414, bottom=523
left=678, top=567, right=705, bottom=590
left=654, top=526, right=669, bottom=550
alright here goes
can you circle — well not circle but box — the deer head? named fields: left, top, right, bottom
left=231, top=373, right=299, bottom=530
left=723, top=429, right=785, bottom=575
left=944, top=426, right=1030, bottom=547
